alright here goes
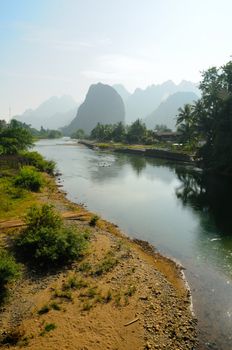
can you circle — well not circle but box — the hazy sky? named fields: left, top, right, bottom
left=1, top=0, right=232, bottom=118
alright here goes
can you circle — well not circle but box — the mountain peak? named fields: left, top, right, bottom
left=64, top=83, right=125, bottom=134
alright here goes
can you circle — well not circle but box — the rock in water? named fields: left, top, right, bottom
left=66, top=83, right=125, bottom=134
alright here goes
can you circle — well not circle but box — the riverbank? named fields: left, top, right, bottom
left=0, top=155, right=197, bottom=349
left=78, top=139, right=194, bottom=163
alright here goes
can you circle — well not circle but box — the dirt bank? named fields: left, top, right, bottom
left=0, top=175, right=197, bottom=350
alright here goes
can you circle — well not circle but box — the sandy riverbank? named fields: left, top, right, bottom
left=0, top=173, right=197, bottom=349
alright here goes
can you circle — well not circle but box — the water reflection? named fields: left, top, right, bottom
left=127, top=155, right=147, bottom=175
left=175, top=168, right=232, bottom=236
left=35, top=140, right=232, bottom=350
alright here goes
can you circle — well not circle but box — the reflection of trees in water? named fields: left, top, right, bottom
left=127, top=156, right=147, bottom=175
left=175, top=168, right=232, bottom=235
left=89, top=151, right=188, bottom=184
left=175, top=169, right=206, bottom=210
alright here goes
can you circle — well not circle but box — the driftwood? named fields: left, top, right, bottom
left=0, top=211, right=89, bottom=230
left=124, top=317, right=139, bottom=326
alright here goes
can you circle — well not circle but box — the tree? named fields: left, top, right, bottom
left=90, top=123, right=113, bottom=141
left=126, top=119, right=147, bottom=144
left=111, top=122, right=126, bottom=142
left=0, top=119, right=33, bottom=155
left=47, top=130, right=62, bottom=139
left=71, top=129, right=86, bottom=140
left=176, top=104, right=197, bottom=145
left=176, top=60, right=232, bottom=173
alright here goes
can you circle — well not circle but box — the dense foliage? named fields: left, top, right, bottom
left=35, top=127, right=62, bottom=139
left=90, top=120, right=155, bottom=144
left=14, top=166, right=43, bottom=192
left=21, top=151, right=56, bottom=175
left=176, top=60, right=232, bottom=173
left=15, top=205, right=89, bottom=267
left=0, top=119, right=62, bottom=156
left=0, top=119, right=33, bottom=155
left=71, top=129, right=86, bottom=139
left=0, top=249, right=21, bottom=291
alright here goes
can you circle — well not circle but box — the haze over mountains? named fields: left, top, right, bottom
left=15, top=80, right=200, bottom=132
left=15, top=95, right=78, bottom=130
left=144, top=91, right=199, bottom=130
left=114, top=80, right=200, bottom=124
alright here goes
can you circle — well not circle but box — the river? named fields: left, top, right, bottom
left=35, top=138, right=232, bottom=350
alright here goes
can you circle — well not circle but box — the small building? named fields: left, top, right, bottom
left=154, top=131, right=180, bottom=142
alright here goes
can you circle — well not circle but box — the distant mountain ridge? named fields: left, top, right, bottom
left=63, top=83, right=125, bottom=135
left=14, top=95, right=78, bottom=129
left=112, top=84, right=131, bottom=103
left=13, top=80, right=199, bottom=132
left=114, top=80, right=200, bottom=124
left=144, top=91, right=199, bottom=130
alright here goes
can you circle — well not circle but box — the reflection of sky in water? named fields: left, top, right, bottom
left=35, top=139, right=232, bottom=350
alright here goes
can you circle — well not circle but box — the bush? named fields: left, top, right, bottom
left=89, top=215, right=100, bottom=227
left=14, top=166, right=43, bottom=192
left=15, top=205, right=88, bottom=267
left=0, top=249, right=21, bottom=291
left=24, top=204, right=62, bottom=230
left=21, top=151, right=56, bottom=175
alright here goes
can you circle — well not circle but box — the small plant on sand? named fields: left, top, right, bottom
left=93, top=253, right=118, bottom=276
left=124, top=285, right=136, bottom=297
left=40, top=323, right=56, bottom=336
left=78, top=262, right=92, bottom=274
left=82, top=301, right=92, bottom=311
left=50, top=301, right=61, bottom=311
left=38, top=304, right=50, bottom=315
left=15, top=204, right=89, bottom=268
left=63, top=275, right=88, bottom=290
left=53, top=289, right=73, bottom=301
left=89, top=215, right=100, bottom=227
left=104, top=289, right=112, bottom=303
left=114, top=293, right=121, bottom=307
left=80, top=286, right=97, bottom=299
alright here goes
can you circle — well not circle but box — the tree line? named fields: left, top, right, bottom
left=72, top=121, right=171, bottom=145
left=176, top=60, right=232, bottom=173
left=0, top=119, right=62, bottom=155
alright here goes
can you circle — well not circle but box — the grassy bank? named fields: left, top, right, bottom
left=0, top=152, right=197, bottom=350
left=78, top=139, right=194, bottom=163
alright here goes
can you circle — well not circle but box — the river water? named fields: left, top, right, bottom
left=35, top=138, right=232, bottom=350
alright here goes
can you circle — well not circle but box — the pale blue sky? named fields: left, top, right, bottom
left=1, top=0, right=232, bottom=118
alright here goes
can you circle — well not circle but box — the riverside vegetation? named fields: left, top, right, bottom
left=72, top=60, right=232, bottom=175
left=0, top=120, right=196, bottom=349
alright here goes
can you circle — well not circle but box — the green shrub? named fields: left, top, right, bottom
left=21, top=151, right=56, bottom=175
left=93, top=254, right=118, bottom=276
left=63, top=275, right=88, bottom=290
left=89, top=215, right=100, bottom=227
left=14, top=166, right=43, bottom=192
left=38, top=304, right=50, bottom=315
left=50, top=301, right=61, bottom=311
left=82, top=301, right=92, bottom=311
left=40, top=323, right=56, bottom=336
left=53, top=289, right=73, bottom=301
left=15, top=204, right=88, bottom=267
left=24, top=204, right=62, bottom=230
left=124, top=285, right=136, bottom=297
left=0, top=249, right=21, bottom=291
